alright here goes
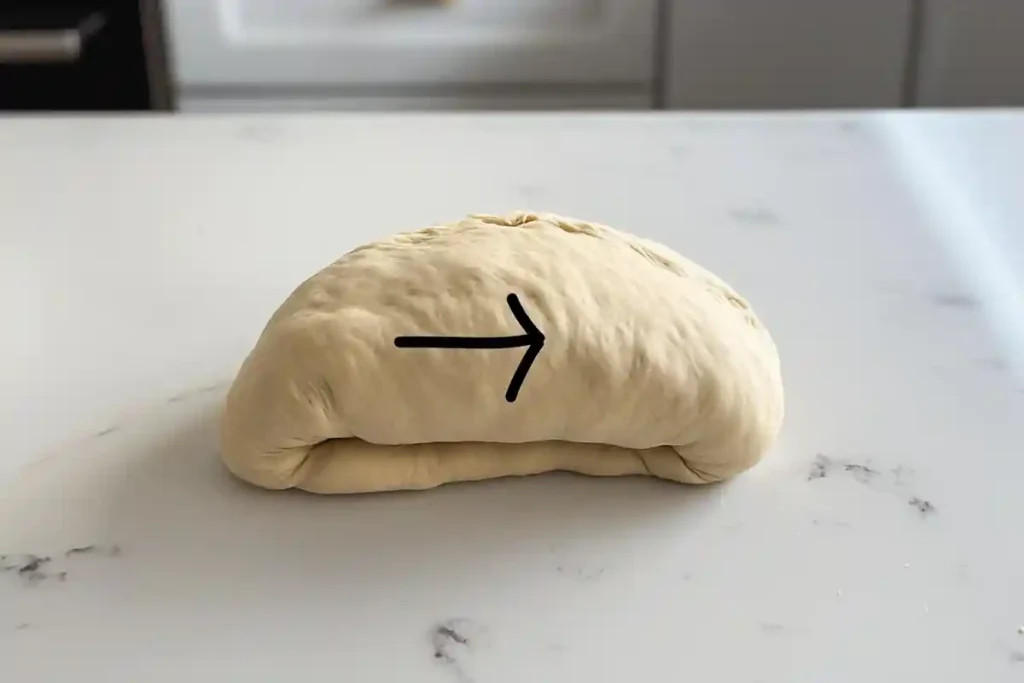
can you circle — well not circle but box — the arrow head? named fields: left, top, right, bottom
left=503, top=293, right=545, bottom=403
left=391, top=292, right=546, bottom=403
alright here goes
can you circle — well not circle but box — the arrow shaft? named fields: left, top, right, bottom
left=392, top=293, right=545, bottom=403
left=394, top=334, right=532, bottom=350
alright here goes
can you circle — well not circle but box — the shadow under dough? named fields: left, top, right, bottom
left=8, top=391, right=712, bottom=613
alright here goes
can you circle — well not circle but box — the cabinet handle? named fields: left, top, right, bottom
left=0, top=12, right=105, bottom=65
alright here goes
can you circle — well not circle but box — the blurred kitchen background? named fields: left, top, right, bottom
left=1, top=1, right=1022, bottom=113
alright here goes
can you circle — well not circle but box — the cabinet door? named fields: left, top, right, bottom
left=665, top=0, right=914, bottom=109
left=166, top=0, right=657, bottom=87
left=915, top=1, right=1024, bottom=107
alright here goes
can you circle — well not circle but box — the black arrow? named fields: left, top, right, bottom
left=394, top=293, right=546, bottom=403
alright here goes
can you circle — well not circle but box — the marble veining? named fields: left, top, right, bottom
left=1, top=112, right=1022, bottom=682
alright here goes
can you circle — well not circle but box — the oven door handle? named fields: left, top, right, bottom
left=0, top=12, right=106, bottom=65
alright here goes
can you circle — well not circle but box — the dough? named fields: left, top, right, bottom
left=220, top=212, right=784, bottom=493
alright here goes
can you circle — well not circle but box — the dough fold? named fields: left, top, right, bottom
left=220, top=211, right=784, bottom=493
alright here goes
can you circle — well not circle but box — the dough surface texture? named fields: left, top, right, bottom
left=220, top=212, right=784, bottom=493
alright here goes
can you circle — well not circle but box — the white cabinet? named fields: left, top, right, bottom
left=171, top=0, right=1002, bottom=112
left=166, top=0, right=657, bottom=88
left=914, top=1, right=1024, bottom=107
left=665, top=0, right=914, bottom=109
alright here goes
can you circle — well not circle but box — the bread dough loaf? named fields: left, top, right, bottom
left=220, top=212, right=784, bottom=493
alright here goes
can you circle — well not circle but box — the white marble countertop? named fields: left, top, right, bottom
left=1, top=111, right=1022, bottom=682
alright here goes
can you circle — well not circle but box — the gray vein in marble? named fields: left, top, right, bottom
left=556, top=565, right=605, bottom=582
left=808, top=455, right=936, bottom=518
left=92, top=426, right=119, bottom=439
left=808, top=454, right=833, bottom=480
left=6, top=555, right=52, bottom=584
left=909, top=497, right=936, bottom=515
left=435, top=625, right=468, bottom=651
left=166, top=382, right=228, bottom=405
left=15, top=555, right=49, bottom=574
left=3, top=544, right=121, bottom=585
left=730, top=207, right=780, bottom=227
left=64, top=543, right=120, bottom=559
left=431, top=618, right=484, bottom=683
left=930, top=292, right=980, bottom=310
left=842, top=462, right=881, bottom=484
left=810, top=454, right=884, bottom=485
left=65, top=545, right=97, bottom=556
left=891, top=465, right=915, bottom=485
